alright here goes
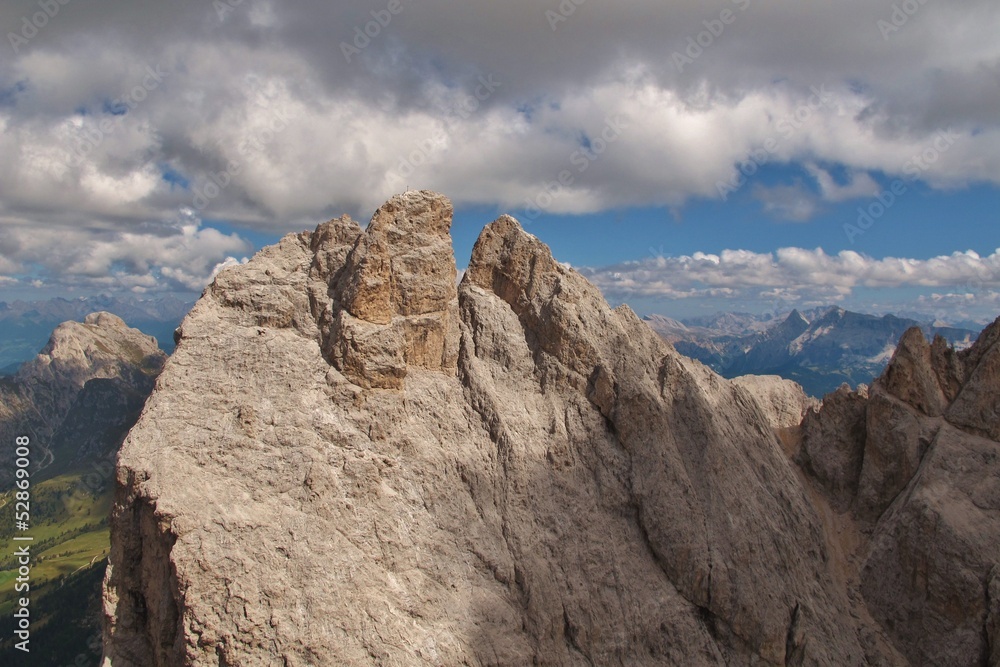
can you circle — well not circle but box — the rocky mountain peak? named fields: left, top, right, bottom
left=321, top=190, right=460, bottom=388
left=877, top=325, right=950, bottom=417
left=962, top=314, right=1000, bottom=369
left=17, top=311, right=163, bottom=392
left=308, top=214, right=362, bottom=281
left=464, top=214, right=560, bottom=306
left=870, top=318, right=1000, bottom=439
left=777, top=308, right=810, bottom=337
left=102, top=192, right=997, bottom=666
left=337, top=190, right=457, bottom=323
left=945, top=315, right=1000, bottom=440
left=0, top=312, right=166, bottom=485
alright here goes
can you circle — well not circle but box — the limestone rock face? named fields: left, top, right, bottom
left=318, top=192, right=460, bottom=389
left=798, top=384, right=868, bottom=511
left=947, top=328, right=1000, bottom=440
left=861, top=423, right=1000, bottom=666
left=800, top=319, right=1000, bottom=665
left=15, top=312, right=163, bottom=399
left=112, top=192, right=999, bottom=666
left=729, top=374, right=818, bottom=430
left=0, top=312, right=165, bottom=484
left=879, top=328, right=948, bottom=417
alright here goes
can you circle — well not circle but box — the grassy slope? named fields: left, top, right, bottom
left=0, top=472, right=111, bottom=665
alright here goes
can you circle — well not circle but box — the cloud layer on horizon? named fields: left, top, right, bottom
left=0, top=0, right=998, bottom=294
left=581, top=247, right=1000, bottom=321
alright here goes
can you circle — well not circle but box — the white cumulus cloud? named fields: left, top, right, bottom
left=583, top=248, right=1000, bottom=305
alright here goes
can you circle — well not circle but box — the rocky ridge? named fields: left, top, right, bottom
left=799, top=323, right=1000, bottom=665
left=0, top=312, right=166, bottom=484
left=102, top=191, right=995, bottom=666
left=0, top=296, right=189, bottom=370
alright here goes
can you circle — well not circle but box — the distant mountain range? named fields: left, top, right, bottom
left=645, top=306, right=981, bottom=397
left=0, top=295, right=191, bottom=373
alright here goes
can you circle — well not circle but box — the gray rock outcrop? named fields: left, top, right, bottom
left=102, top=191, right=994, bottom=666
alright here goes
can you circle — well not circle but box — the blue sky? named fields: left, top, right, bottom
left=1, top=0, right=998, bottom=323
left=443, top=175, right=998, bottom=321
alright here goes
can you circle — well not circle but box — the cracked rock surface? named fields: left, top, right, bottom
left=103, top=191, right=994, bottom=666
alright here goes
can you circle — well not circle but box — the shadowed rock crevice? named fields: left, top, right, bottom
left=798, top=384, right=869, bottom=511
left=103, top=479, right=183, bottom=667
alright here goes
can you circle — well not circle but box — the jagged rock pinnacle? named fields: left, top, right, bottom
left=327, top=191, right=460, bottom=388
